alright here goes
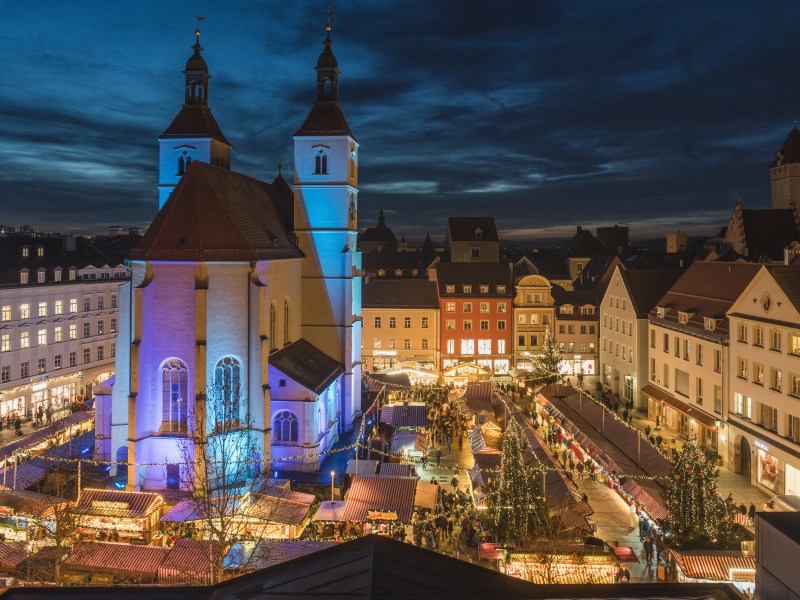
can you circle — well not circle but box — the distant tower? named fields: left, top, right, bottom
left=770, top=125, right=800, bottom=210
left=158, top=27, right=231, bottom=208
left=293, top=12, right=362, bottom=431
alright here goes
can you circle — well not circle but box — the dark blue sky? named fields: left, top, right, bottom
left=1, top=1, right=799, bottom=243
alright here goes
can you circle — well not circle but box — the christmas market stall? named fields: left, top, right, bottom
left=0, top=490, right=69, bottom=539
left=224, top=539, right=336, bottom=573
left=157, top=538, right=220, bottom=584
left=669, top=549, right=755, bottom=595
left=61, top=540, right=170, bottom=584
left=0, top=541, right=27, bottom=574
left=73, top=488, right=164, bottom=543
left=504, top=541, right=617, bottom=584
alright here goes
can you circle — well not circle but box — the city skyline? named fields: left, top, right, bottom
left=1, top=1, right=799, bottom=242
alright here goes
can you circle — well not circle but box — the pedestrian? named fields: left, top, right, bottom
left=748, top=502, right=756, bottom=525
left=451, top=475, right=459, bottom=492
left=421, top=454, right=427, bottom=472
left=738, top=503, right=747, bottom=516
left=622, top=566, right=631, bottom=583
left=577, top=461, right=584, bottom=479
left=655, top=434, right=663, bottom=447
left=655, top=415, right=661, bottom=430
left=623, top=408, right=629, bottom=422
left=649, top=435, right=656, bottom=446
left=446, top=435, right=452, bottom=453
left=458, top=433, right=463, bottom=450
left=436, top=448, right=442, bottom=467
left=645, top=424, right=651, bottom=437
left=644, top=536, right=654, bottom=567
left=615, top=565, right=624, bottom=583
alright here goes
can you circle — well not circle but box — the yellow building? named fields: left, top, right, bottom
left=513, top=274, right=555, bottom=373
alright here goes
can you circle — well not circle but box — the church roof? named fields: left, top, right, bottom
left=269, top=338, right=343, bottom=395
left=563, top=226, right=611, bottom=257
left=294, top=102, right=353, bottom=138
left=739, top=208, right=798, bottom=261
left=447, top=217, right=499, bottom=242
left=131, top=162, right=303, bottom=262
left=771, top=126, right=800, bottom=168
left=160, top=104, right=230, bottom=145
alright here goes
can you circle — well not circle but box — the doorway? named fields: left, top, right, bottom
left=740, top=437, right=751, bottom=482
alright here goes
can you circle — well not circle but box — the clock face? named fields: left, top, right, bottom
left=348, top=194, right=357, bottom=227
left=761, top=292, right=772, bottom=312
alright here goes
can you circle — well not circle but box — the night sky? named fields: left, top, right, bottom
left=2, top=1, right=799, bottom=243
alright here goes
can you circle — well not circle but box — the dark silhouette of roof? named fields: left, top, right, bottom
left=435, top=262, right=512, bottom=296
left=0, top=236, right=114, bottom=285
left=420, top=233, right=436, bottom=262
left=621, top=268, right=683, bottom=317
left=359, top=210, right=397, bottom=244
left=758, top=511, right=800, bottom=546
left=295, top=101, right=353, bottom=137
left=765, top=264, right=800, bottom=313
left=269, top=338, right=343, bottom=395
left=160, top=105, right=230, bottom=145
left=739, top=208, right=798, bottom=261
left=771, top=126, right=800, bottom=167
left=551, top=286, right=599, bottom=313
left=131, top=161, right=302, bottom=262
left=563, top=226, right=611, bottom=257
left=363, top=279, right=439, bottom=308
left=530, top=250, right=571, bottom=281
left=447, top=217, right=498, bottom=242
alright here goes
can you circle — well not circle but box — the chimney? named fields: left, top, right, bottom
left=108, top=225, right=124, bottom=236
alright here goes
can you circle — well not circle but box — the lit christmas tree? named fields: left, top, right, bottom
left=530, top=327, right=562, bottom=385
left=486, top=417, right=542, bottom=543
left=661, top=436, right=737, bottom=549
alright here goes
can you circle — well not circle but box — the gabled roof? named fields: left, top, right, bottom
left=435, top=262, right=512, bottom=296
left=621, top=268, right=683, bottom=317
left=131, top=162, right=303, bottom=262
left=530, top=250, right=571, bottom=281
left=771, top=126, right=800, bottom=167
left=447, top=217, right=499, bottom=242
left=362, top=279, right=439, bottom=308
left=739, top=208, right=798, bottom=261
left=160, top=104, right=230, bottom=145
left=340, top=476, right=418, bottom=523
left=73, top=488, right=163, bottom=519
left=563, top=226, right=611, bottom=257
left=270, top=338, right=343, bottom=395
left=765, top=264, right=800, bottom=312
left=294, top=102, right=354, bottom=138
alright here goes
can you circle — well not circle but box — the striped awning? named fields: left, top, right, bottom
left=379, top=462, right=412, bottom=477
left=463, top=381, right=493, bottom=402
left=63, top=541, right=169, bottom=578
left=670, top=550, right=755, bottom=582
left=620, top=479, right=669, bottom=521
left=74, top=488, right=163, bottom=519
left=341, top=475, right=417, bottom=523
left=158, top=539, right=217, bottom=584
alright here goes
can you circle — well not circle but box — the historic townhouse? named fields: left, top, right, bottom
left=599, top=266, right=681, bottom=409
left=512, top=274, right=555, bottom=373
left=361, top=279, right=440, bottom=374
left=552, top=287, right=599, bottom=377
left=643, top=261, right=760, bottom=458
left=0, top=235, right=128, bottom=419
left=727, top=265, right=800, bottom=497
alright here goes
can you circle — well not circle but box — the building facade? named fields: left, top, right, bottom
left=361, top=280, right=439, bottom=373
left=552, top=288, right=598, bottom=377
left=512, top=274, right=555, bottom=373
left=727, top=265, right=800, bottom=497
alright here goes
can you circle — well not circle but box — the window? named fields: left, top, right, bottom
left=530, top=334, right=538, bottom=347
left=403, top=317, right=411, bottom=328
left=480, top=303, right=489, bottom=313
left=1, top=366, right=8, bottom=382
left=54, top=355, right=61, bottom=369
left=19, top=271, right=28, bottom=284
left=1, top=334, right=9, bottom=352
left=97, top=346, right=104, bottom=360
left=650, top=358, right=656, bottom=380
left=403, top=338, right=411, bottom=350
left=111, top=343, right=115, bottom=357
left=471, top=248, right=481, bottom=258
left=461, top=339, right=475, bottom=354
left=110, top=318, right=117, bottom=333
left=37, top=358, right=45, bottom=374
left=422, top=338, right=429, bottom=350
left=497, top=320, right=506, bottom=330
left=20, top=304, right=30, bottom=319
left=674, top=336, right=680, bottom=357
left=518, top=335, right=525, bottom=347
left=83, top=322, right=90, bottom=338
left=69, top=352, right=76, bottom=367
left=111, top=295, right=117, bottom=308
left=97, top=297, right=105, bottom=310
left=580, top=306, right=594, bottom=315
left=214, top=356, right=242, bottom=427
left=0, top=306, right=9, bottom=322
left=580, top=325, right=587, bottom=335
left=771, top=330, right=782, bottom=352
left=97, top=321, right=104, bottom=335
left=683, top=339, right=690, bottom=361
left=754, top=363, right=764, bottom=385
left=704, top=317, right=717, bottom=331
left=696, top=344, right=703, bottom=366
left=480, top=320, right=489, bottom=330
left=446, top=319, right=455, bottom=331
left=696, top=378, right=703, bottom=404
left=446, top=339, right=454, bottom=354
left=478, top=339, right=492, bottom=355
left=518, top=313, right=526, bottom=325
left=463, top=320, right=472, bottom=331
left=714, top=385, right=722, bottom=414
left=313, top=149, right=328, bottom=175
left=498, top=339, right=506, bottom=353
left=83, top=348, right=91, bottom=363
left=480, top=285, right=489, bottom=294
left=69, top=324, right=77, bottom=340
left=663, top=363, right=669, bottom=387
left=374, top=337, right=381, bottom=348
left=20, top=332, right=29, bottom=349
left=374, top=316, right=382, bottom=328
left=273, top=410, right=299, bottom=443
left=733, top=393, right=752, bottom=419
left=37, top=301, right=47, bottom=317
left=771, top=369, right=782, bottom=392
left=388, top=338, right=396, bottom=349
left=737, top=358, right=748, bottom=379
left=20, top=362, right=28, bottom=378
left=760, top=403, right=778, bottom=432
left=789, top=415, right=800, bottom=443
left=283, top=301, right=291, bottom=345
left=84, top=298, right=91, bottom=311
left=37, top=329, right=47, bottom=346
left=497, top=285, right=506, bottom=294
left=446, top=302, right=455, bottom=313
left=738, top=323, right=748, bottom=343
left=69, top=268, right=76, bottom=281
left=446, top=285, right=455, bottom=294
left=69, top=299, right=77, bottom=313
left=422, top=317, right=429, bottom=328
left=463, top=302, right=472, bottom=313
left=714, top=349, right=721, bottom=373
left=542, top=314, right=550, bottom=325
left=650, top=330, right=655, bottom=348
left=754, top=326, right=764, bottom=347
left=792, top=374, right=800, bottom=398
left=791, top=334, right=800, bottom=356
left=559, top=325, right=565, bottom=334
left=568, top=325, right=574, bottom=334
left=663, top=333, right=668, bottom=352
left=463, top=285, right=472, bottom=294
left=389, top=317, right=396, bottom=329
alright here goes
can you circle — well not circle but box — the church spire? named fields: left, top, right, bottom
left=184, top=25, right=210, bottom=106
left=315, top=7, right=339, bottom=102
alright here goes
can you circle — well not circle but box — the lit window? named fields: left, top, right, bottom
left=446, top=303, right=455, bottom=313
left=463, top=285, right=472, bottom=294
left=497, top=303, right=506, bottom=313
left=37, top=270, right=45, bottom=283
left=38, top=302, right=47, bottom=317
left=273, top=411, right=299, bottom=442
left=446, top=285, right=455, bottom=294
left=461, top=339, right=475, bottom=354
left=374, top=317, right=381, bottom=328
left=54, top=300, right=62, bottom=315
left=1, top=335, right=9, bottom=352
left=38, top=329, right=47, bottom=346
left=1, top=306, right=9, bottom=321
left=20, top=304, right=29, bottom=319
left=480, top=303, right=489, bottom=313
left=422, top=338, right=429, bottom=350
left=478, top=339, right=492, bottom=355
left=421, top=317, right=429, bottom=328
left=480, top=285, right=489, bottom=294
left=69, top=325, right=77, bottom=340
left=463, top=302, right=472, bottom=313
left=69, top=298, right=77, bottom=313
left=214, top=356, right=242, bottom=428
left=161, top=358, right=188, bottom=433
left=403, top=338, right=411, bottom=350
left=54, top=326, right=62, bottom=343
left=20, top=332, right=29, bottom=349
left=36, top=246, right=44, bottom=257
left=21, top=247, right=29, bottom=257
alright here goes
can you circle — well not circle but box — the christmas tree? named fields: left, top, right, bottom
left=530, top=327, right=562, bottom=385
left=486, top=417, right=542, bottom=543
left=661, top=436, right=737, bottom=549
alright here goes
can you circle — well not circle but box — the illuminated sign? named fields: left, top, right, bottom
left=367, top=510, right=397, bottom=521
left=373, top=350, right=397, bottom=356
left=754, top=440, right=769, bottom=452
left=31, top=383, right=47, bottom=392
left=92, top=500, right=130, bottom=512
left=30, top=374, right=49, bottom=383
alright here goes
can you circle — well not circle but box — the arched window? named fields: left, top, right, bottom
left=314, top=150, right=327, bottom=175
left=185, top=155, right=192, bottom=169
left=269, top=303, right=277, bottom=352
left=283, top=300, right=290, bottom=346
left=214, top=356, right=241, bottom=429
left=161, top=359, right=188, bottom=433
left=178, top=154, right=185, bottom=175
left=273, top=410, right=298, bottom=443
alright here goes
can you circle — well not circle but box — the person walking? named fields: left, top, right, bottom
left=458, top=433, right=463, bottom=451
left=436, top=448, right=442, bottom=467
left=576, top=460, right=584, bottom=479
left=644, top=536, right=654, bottom=567
left=451, top=475, right=459, bottom=492
left=748, top=502, right=756, bottom=525
left=446, top=434, right=452, bottom=453
left=645, top=424, right=651, bottom=437
left=655, top=433, right=663, bottom=447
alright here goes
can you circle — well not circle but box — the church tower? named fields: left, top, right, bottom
left=770, top=126, right=800, bottom=210
left=158, top=27, right=231, bottom=208
left=293, top=16, right=362, bottom=431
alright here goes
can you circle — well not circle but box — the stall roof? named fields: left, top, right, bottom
left=670, top=550, right=755, bottom=582
left=0, top=542, right=26, bottom=570
left=346, top=459, right=379, bottom=475
left=379, top=403, right=427, bottom=428
left=0, top=490, right=68, bottom=518
left=63, top=541, right=169, bottom=578
left=74, top=489, right=163, bottom=519
left=414, top=481, right=438, bottom=510
left=0, top=412, right=93, bottom=462
left=246, top=494, right=313, bottom=526
left=0, top=459, right=48, bottom=491
left=158, top=539, right=219, bottom=585
left=311, top=500, right=346, bottom=522
left=224, top=540, right=336, bottom=571
left=341, top=476, right=417, bottom=523
left=379, top=463, right=412, bottom=477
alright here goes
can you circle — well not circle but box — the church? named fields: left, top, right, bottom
left=94, top=22, right=362, bottom=490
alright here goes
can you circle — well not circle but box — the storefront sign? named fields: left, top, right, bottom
left=92, top=500, right=130, bottom=512
left=367, top=510, right=397, bottom=521
left=31, top=382, right=47, bottom=392
left=374, top=350, right=398, bottom=357
left=754, top=440, right=769, bottom=452
left=30, top=374, right=49, bottom=383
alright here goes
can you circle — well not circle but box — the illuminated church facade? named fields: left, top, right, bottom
left=95, top=25, right=362, bottom=490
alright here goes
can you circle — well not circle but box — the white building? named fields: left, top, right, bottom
left=96, top=25, right=362, bottom=489
left=727, top=265, right=800, bottom=497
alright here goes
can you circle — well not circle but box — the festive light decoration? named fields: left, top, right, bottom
left=529, top=328, right=562, bottom=385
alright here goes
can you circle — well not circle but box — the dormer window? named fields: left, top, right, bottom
left=36, top=269, right=46, bottom=284
left=377, top=269, right=386, bottom=277
left=36, top=246, right=44, bottom=257
left=314, top=149, right=328, bottom=175
left=446, top=285, right=455, bottom=294
left=497, top=285, right=506, bottom=294
left=704, top=317, right=718, bottom=331
left=561, top=305, right=574, bottom=314
left=19, top=269, right=29, bottom=284
left=54, top=268, right=62, bottom=283
left=678, top=311, right=692, bottom=324
left=475, top=228, right=483, bottom=240
left=463, top=285, right=472, bottom=294
left=580, top=306, right=594, bottom=315
left=69, top=268, right=77, bottom=281
left=480, top=285, right=489, bottom=294
left=656, top=307, right=667, bottom=318
left=21, top=246, right=29, bottom=258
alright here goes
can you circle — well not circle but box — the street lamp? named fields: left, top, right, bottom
left=330, top=470, right=335, bottom=502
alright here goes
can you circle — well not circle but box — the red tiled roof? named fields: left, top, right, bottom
left=294, top=102, right=353, bottom=138
left=160, top=104, right=230, bottom=145
left=670, top=550, right=755, bottom=582
left=158, top=539, right=219, bottom=584
left=74, top=488, right=163, bottom=519
left=0, top=542, right=26, bottom=569
left=0, top=490, right=68, bottom=518
left=64, top=541, right=169, bottom=577
left=341, top=475, right=417, bottom=523
left=378, top=463, right=412, bottom=477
